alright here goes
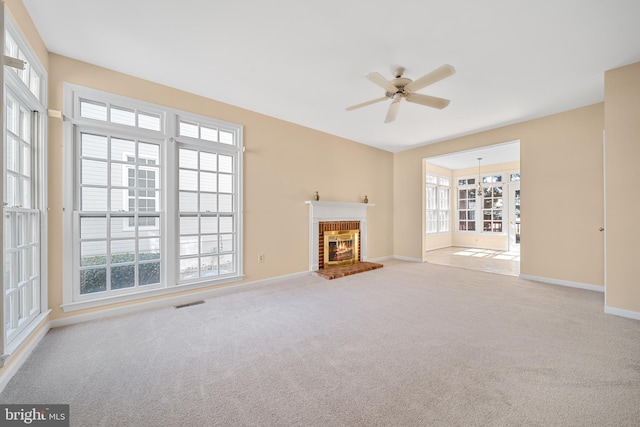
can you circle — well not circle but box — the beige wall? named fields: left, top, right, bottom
left=46, top=54, right=395, bottom=320
left=604, top=61, right=640, bottom=312
left=396, top=104, right=605, bottom=287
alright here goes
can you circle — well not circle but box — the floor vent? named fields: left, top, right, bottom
left=174, top=300, right=205, bottom=309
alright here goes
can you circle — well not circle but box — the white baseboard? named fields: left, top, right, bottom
left=368, top=255, right=394, bottom=263
left=450, top=244, right=508, bottom=251
left=604, top=306, right=640, bottom=321
left=519, top=274, right=604, bottom=293
left=51, top=270, right=310, bottom=329
left=424, top=244, right=454, bottom=252
left=0, top=320, right=51, bottom=393
left=393, top=255, right=424, bottom=263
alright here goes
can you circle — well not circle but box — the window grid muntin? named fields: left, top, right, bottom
left=3, top=209, right=40, bottom=337
left=178, top=118, right=238, bottom=147
left=3, top=16, right=48, bottom=347
left=67, top=85, right=243, bottom=306
left=3, top=32, right=42, bottom=101
left=5, top=91, right=34, bottom=209
left=457, top=185, right=477, bottom=232
left=77, top=131, right=163, bottom=296
left=178, top=143, right=237, bottom=281
left=481, top=183, right=503, bottom=233
left=77, top=212, right=162, bottom=295
left=78, top=98, right=164, bottom=133
left=456, top=172, right=516, bottom=233
left=438, top=187, right=450, bottom=232
left=426, top=174, right=450, bottom=234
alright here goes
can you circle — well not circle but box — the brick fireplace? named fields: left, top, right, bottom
left=306, top=201, right=383, bottom=279
left=319, top=221, right=360, bottom=268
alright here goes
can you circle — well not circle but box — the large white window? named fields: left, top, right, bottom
left=75, top=130, right=162, bottom=298
left=2, top=12, right=48, bottom=361
left=64, top=85, right=242, bottom=311
left=177, top=117, right=239, bottom=281
left=481, top=174, right=504, bottom=232
left=457, top=172, right=516, bottom=233
left=457, top=178, right=477, bottom=231
left=426, top=174, right=450, bottom=234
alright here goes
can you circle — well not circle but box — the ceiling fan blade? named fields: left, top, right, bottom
left=365, top=72, right=398, bottom=93
left=404, top=64, right=455, bottom=93
left=384, top=95, right=401, bottom=123
left=345, top=96, right=389, bottom=111
left=405, top=93, right=451, bottom=109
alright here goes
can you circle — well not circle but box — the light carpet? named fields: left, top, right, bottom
left=2, top=260, right=639, bottom=426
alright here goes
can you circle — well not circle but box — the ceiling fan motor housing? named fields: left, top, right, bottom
left=391, top=77, right=412, bottom=94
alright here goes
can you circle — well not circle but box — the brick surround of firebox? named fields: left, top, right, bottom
left=318, top=221, right=361, bottom=269
left=305, top=200, right=376, bottom=272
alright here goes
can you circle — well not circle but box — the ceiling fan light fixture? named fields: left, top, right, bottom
left=346, top=64, right=455, bottom=123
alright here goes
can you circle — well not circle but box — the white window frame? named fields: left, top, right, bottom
left=456, top=170, right=518, bottom=234
left=1, top=9, right=49, bottom=364
left=426, top=174, right=450, bottom=234
left=480, top=173, right=504, bottom=233
left=175, top=112, right=241, bottom=282
left=62, top=84, right=243, bottom=312
left=72, top=127, right=164, bottom=301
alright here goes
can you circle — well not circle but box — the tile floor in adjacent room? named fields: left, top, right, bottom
left=423, top=246, right=520, bottom=277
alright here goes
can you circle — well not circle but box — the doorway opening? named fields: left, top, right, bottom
left=424, top=141, right=520, bottom=276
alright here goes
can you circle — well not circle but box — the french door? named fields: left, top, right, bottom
left=508, top=182, right=521, bottom=252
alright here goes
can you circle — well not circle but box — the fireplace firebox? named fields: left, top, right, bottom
left=323, top=229, right=359, bottom=269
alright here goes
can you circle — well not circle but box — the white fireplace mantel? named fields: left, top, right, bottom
left=305, top=201, right=374, bottom=271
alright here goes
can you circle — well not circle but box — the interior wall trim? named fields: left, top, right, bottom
left=604, top=306, right=640, bottom=321
left=519, top=274, right=604, bottom=293
left=393, top=255, right=424, bottom=263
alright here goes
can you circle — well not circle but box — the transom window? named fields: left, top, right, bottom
left=64, top=85, right=243, bottom=310
left=79, top=98, right=163, bottom=132
left=178, top=118, right=236, bottom=145
left=4, top=31, right=42, bottom=101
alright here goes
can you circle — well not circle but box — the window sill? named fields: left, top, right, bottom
left=61, top=275, right=244, bottom=313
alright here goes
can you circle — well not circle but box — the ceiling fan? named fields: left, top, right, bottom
left=345, top=64, right=455, bottom=123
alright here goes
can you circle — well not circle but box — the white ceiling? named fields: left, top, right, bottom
left=427, top=141, right=520, bottom=170
left=23, top=0, right=640, bottom=153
